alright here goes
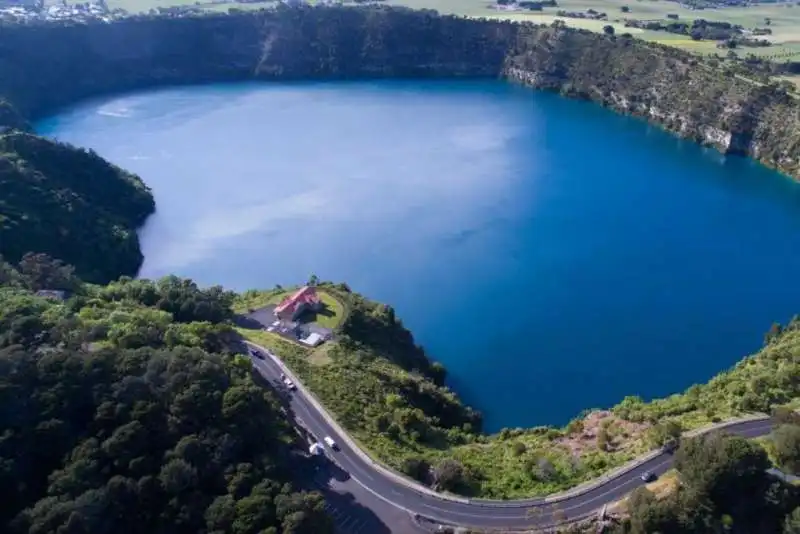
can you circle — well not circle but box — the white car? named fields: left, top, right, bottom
left=283, top=377, right=296, bottom=391
left=324, top=436, right=338, bottom=450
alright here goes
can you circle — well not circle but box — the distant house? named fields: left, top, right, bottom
left=274, top=286, right=322, bottom=322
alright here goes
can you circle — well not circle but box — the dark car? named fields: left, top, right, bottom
left=249, top=349, right=264, bottom=360
left=641, top=471, right=657, bottom=483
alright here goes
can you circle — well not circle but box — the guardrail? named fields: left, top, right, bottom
left=245, top=340, right=773, bottom=512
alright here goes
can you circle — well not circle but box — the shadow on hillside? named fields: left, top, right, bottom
left=299, top=303, right=336, bottom=325
left=232, top=314, right=263, bottom=330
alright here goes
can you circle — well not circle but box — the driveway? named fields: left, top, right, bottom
left=246, top=304, right=278, bottom=328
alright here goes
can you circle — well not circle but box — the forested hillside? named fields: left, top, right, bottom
left=0, top=132, right=155, bottom=283
left=0, top=254, right=332, bottom=534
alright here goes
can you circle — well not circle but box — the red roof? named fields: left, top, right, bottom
left=275, top=286, right=320, bottom=317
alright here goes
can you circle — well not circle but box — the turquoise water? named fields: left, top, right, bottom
left=37, top=80, right=800, bottom=431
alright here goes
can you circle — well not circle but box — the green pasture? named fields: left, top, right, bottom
left=92, top=0, right=800, bottom=62
left=386, top=0, right=800, bottom=58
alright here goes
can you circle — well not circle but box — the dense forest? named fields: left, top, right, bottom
left=0, top=254, right=333, bottom=534
left=0, top=132, right=155, bottom=283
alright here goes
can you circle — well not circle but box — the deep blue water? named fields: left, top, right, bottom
left=37, top=80, right=800, bottom=432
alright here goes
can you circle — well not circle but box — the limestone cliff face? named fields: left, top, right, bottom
left=1, top=8, right=798, bottom=179
left=502, top=25, right=800, bottom=179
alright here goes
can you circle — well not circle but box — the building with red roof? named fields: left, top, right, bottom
left=274, top=285, right=322, bottom=321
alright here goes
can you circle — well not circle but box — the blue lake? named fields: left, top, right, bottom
left=37, top=80, right=800, bottom=432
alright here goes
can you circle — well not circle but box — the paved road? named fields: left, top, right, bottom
left=245, top=342, right=775, bottom=532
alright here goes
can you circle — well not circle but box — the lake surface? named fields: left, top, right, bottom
left=37, top=80, right=800, bottom=432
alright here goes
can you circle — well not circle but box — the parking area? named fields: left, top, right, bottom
left=246, top=304, right=278, bottom=327
left=245, top=305, right=334, bottom=346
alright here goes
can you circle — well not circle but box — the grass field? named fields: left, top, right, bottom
left=94, top=0, right=800, bottom=64
left=306, top=291, right=346, bottom=329
left=384, top=0, right=800, bottom=60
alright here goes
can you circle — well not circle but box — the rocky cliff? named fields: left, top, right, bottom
left=0, top=6, right=798, bottom=179
left=502, top=24, right=800, bottom=178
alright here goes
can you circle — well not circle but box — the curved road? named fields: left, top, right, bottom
left=245, top=342, right=775, bottom=531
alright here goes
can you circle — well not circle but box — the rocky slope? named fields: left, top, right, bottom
left=503, top=25, right=800, bottom=178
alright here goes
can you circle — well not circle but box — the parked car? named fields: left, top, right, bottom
left=662, top=439, right=679, bottom=453
left=324, top=436, right=339, bottom=450
left=641, top=471, right=657, bottom=483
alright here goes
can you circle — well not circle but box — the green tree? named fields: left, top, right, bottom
left=785, top=507, right=800, bottom=534
left=648, top=419, right=683, bottom=449
left=676, top=433, right=770, bottom=500
left=17, top=253, right=78, bottom=292
left=401, top=457, right=431, bottom=483
left=433, top=459, right=468, bottom=493
left=773, top=424, right=800, bottom=475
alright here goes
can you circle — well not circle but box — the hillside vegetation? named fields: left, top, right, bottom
left=238, top=282, right=799, bottom=499
left=0, top=132, right=155, bottom=283
left=2, top=259, right=799, bottom=532
left=2, top=252, right=800, bottom=513
left=0, top=254, right=332, bottom=534
left=612, top=430, right=800, bottom=534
